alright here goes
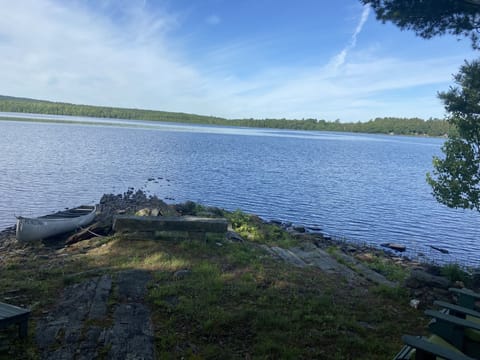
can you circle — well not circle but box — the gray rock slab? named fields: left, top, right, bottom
left=262, top=245, right=383, bottom=286
left=89, top=275, right=112, bottom=320
left=290, top=247, right=345, bottom=273
left=335, top=252, right=398, bottom=288
left=105, top=303, right=155, bottom=359
left=116, top=269, right=151, bottom=302
left=36, top=275, right=112, bottom=354
left=270, top=246, right=307, bottom=268
left=36, top=270, right=156, bottom=359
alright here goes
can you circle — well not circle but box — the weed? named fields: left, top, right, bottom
left=372, top=284, right=408, bottom=300
left=441, top=263, right=471, bottom=284
left=366, top=256, right=408, bottom=282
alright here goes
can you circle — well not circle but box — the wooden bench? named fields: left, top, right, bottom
left=450, top=288, right=480, bottom=311
left=113, top=215, right=228, bottom=239
left=395, top=335, right=475, bottom=360
left=0, top=302, right=30, bottom=338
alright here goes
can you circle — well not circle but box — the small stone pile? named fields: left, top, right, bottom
left=97, top=189, right=178, bottom=224
left=66, top=189, right=180, bottom=244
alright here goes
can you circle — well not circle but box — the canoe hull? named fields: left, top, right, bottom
left=16, top=206, right=96, bottom=241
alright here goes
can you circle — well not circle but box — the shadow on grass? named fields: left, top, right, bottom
left=1, top=232, right=425, bottom=359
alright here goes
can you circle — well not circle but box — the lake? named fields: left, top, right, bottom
left=1, top=113, right=478, bottom=265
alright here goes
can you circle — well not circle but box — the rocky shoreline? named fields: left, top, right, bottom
left=0, top=190, right=479, bottom=358
left=2, top=190, right=480, bottom=300
left=2, top=191, right=478, bottom=302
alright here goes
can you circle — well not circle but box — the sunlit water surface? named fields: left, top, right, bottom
left=1, top=114, right=478, bottom=265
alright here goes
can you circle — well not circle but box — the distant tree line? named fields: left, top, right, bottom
left=0, top=96, right=451, bottom=137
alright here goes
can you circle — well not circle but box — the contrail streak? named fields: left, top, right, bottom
left=331, top=5, right=370, bottom=70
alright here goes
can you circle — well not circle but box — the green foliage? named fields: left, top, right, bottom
left=441, top=263, right=471, bottom=284
left=366, top=256, right=408, bottom=282
left=0, top=95, right=451, bottom=136
left=362, top=0, right=480, bottom=49
left=427, top=60, right=480, bottom=211
left=226, top=209, right=297, bottom=246
left=364, top=2, right=480, bottom=211
left=371, top=284, right=408, bottom=300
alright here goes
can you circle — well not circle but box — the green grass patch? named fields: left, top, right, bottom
left=441, top=263, right=471, bottom=285
left=364, top=255, right=409, bottom=282
left=1, top=214, right=427, bottom=359
left=225, top=209, right=298, bottom=247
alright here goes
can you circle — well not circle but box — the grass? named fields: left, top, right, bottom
left=363, top=254, right=409, bottom=283
left=441, top=263, right=471, bottom=285
left=0, top=210, right=429, bottom=359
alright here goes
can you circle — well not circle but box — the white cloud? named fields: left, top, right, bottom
left=0, top=0, right=202, bottom=109
left=0, top=0, right=471, bottom=122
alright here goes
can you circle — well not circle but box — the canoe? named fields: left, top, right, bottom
left=16, top=205, right=96, bottom=241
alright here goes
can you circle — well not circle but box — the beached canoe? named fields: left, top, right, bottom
left=16, top=205, right=96, bottom=241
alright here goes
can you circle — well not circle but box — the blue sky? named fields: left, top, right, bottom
left=1, top=0, right=477, bottom=121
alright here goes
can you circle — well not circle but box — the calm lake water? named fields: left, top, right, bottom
left=1, top=113, right=479, bottom=265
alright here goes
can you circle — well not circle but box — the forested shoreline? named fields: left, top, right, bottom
left=0, top=95, right=451, bottom=136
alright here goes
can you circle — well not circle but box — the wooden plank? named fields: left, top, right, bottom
left=425, top=309, right=480, bottom=331
left=450, top=287, right=480, bottom=310
left=401, top=335, right=474, bottom=360
left=0, top=302, right=30, bottom=338
left=113, top=215, right=228, bottom=234
left=450, top=288, right=480, bottom=300
left=0, top=302, right=29, bottom=319
left=434, top=300, right=480, bottom=319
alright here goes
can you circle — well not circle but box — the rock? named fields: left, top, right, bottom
left=175, top=201, right=197, bottom=215
left=35, top=275, right=113, bottom=356
left=173, top=269, right=191, bottom=280
left=429, top=245, right=449, bottom=254
left=404, top=269, right=451, bottom=289
left=270, top=246, right=308, bottom=268
left=135, top=208, right=151, bottom=216
left=356, top=253, right=375, bottom=262
left=357, top=321, right=376, bottom=330
left=270, top=219, right=283, bottom=226
left=207, top=206, right=224, bottom=216
left=292, top=226, right=306, bottom=233
left=226, top=231, right=244, bottom=242
left=104, top=271, right=154, bottom=360
left=116, top=270, right=151, bottom=302
left=472, top=271, right=480, bottom=290
left=345, top=246, right=357, bottom=253
left=381, top=243, right=406, bottom=252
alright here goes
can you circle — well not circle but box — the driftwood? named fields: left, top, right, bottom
left=66, top=222, right=111, bottom=245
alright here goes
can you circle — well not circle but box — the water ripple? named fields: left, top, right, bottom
left=0, top=119, right=478, bottom=265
